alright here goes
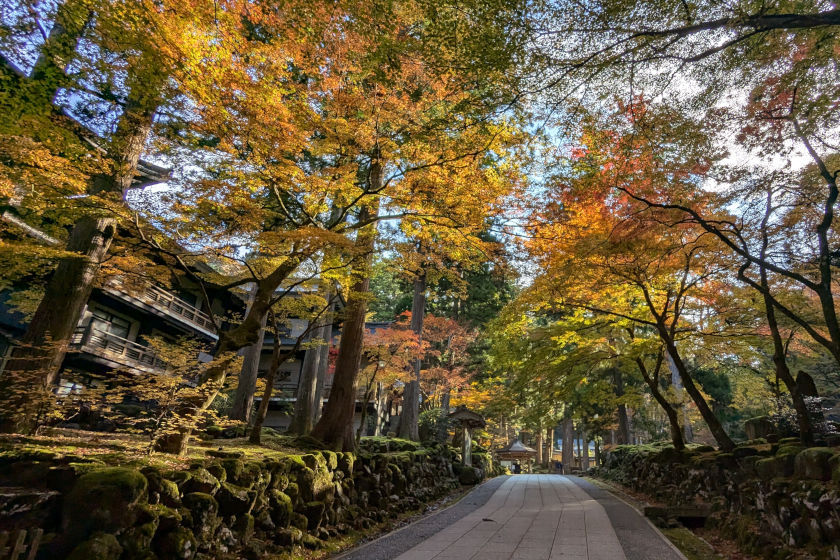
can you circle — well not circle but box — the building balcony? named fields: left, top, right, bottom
left=71, top=325, right=166, bottom=374
left=142, top=284, right=215, bottom=332
left=103, top=280, right=216, bottom=338
left=267, top=379, right=362, bottom=402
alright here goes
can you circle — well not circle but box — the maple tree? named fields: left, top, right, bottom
left=0, top=0, right=529, bottom=451
left=509, top=102, right=741, bottom=450
left=0, top=0, right=224, bottom=431
left=527, top=0, right=840, bottom=425
left=2, top=0, right=835, bottom=461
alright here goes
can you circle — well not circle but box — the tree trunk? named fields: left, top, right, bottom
left=312, top=334, right=331, bottom=426
left=752, top=196, right=817, bottom=445
left=535, top=429, right=543, bottom=465
left=155, top=256, right=312, bottom=453
left=562, top=416, right=574, bottom=474
left=613, top=368, right=631, bottom=444
left=1, top=66, right=161, bottom=432
left=374, top=382, right=387, bottom=436
left=230, top=287, right=268, bottom=422
left=154, top=356, right=235, bottom=455
left=310, top=171, right=380, bottom=450
left=290, top=342, right=322, bottom=433
left=664, top=353, right=693, bottom=443
left=546, top=427, right=554, bottom=467
left=249, top=319, right=285, bottom=444
left=764, top=298, right=815, bottom=444
left=398, top=273, right=426, bottom=441
left=594, top=438, right=601, bottom=467
left=312, top=264, right=370, bottom=451
left=581, top=428, right=589, bottom=471
left=659, top=329, right=735, bottom=451
left=311, top=271, right=371, bottom=450
left=635, top=356, right=685, bottom=450
left=289, top=298, right=334, bottom=435
left=355, top=384, right=375, bottom=445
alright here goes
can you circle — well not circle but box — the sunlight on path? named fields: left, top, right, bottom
left=395, top=475, right=627, bottom=560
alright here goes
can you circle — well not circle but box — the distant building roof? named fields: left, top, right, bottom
left=497, top=439, right=537, bottom=458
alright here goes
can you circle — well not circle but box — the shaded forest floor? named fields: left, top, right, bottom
left=0, top=426, right=412, bottom=470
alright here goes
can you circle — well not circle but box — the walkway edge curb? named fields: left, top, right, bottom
left=584, top=477, right=689, bottom=560
left=332, top=475, right=509, bottom=559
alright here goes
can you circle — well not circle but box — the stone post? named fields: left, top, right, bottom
left=463, top=425, right=472, bottom=467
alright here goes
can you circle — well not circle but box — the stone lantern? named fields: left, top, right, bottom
left=449, top=407, right=486, bottom=467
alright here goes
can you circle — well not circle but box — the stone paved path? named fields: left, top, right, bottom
left=388, top=475, right=682, bottom=560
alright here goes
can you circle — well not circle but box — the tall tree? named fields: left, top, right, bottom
left=397, top=272, right=426, bottom=440
left=0, top=0, right=203, bottom=431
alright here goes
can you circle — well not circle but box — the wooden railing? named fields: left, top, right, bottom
left=0, top=527, right=42, bottom=560
left=104, top=279, right=215, bottom=333
left=270, top=379, right=363, bottom=401
left=141, top=284, right=215, bottom=332
left=71, top=325, right=166, bottom=372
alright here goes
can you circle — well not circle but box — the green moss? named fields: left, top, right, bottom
left=220, top=458, right=244, bottom=482
left=831, top=454, right=840, bottom=483
left=234, top=512, right=255, bottom=539
left=206, top=461, right=227, bottom=483
left=359, top=436, right=421, bottom=453
left=302, top=533, right=324, bottom=549
left=291, top=511, right=309, bottom=531
left=660, top=527, right=723, bottom=560
left=238, top=461, right=267, bottom=486
left=270, top=489, right=293, bottom=527
left=302, top=500, right=325, bottom=531
left=153, top=505, right=183, bottom=534
left=272, top=474, right=289, bottom=491
left=276, top=527, right=303, bottom=546
left=337, top=453, right=354, bottom=476
left=794, top=447, right=836, bottom=480
left=321, top=450, right=338, bottom=470
left=153, top=526, right=197, bottom=559
left=167, top=471, right=191, bottom=487
left=182, top=492, right=218, bottom=515
left=64, top=467, right=148, bottom=541
left=216, top=481, right=251, bottom=516
left=143, top=468, right=181, bottom=507
left=67, top=532, right=123, bottom=560
left=119, top=519, right=158, bottom=559
left=183, top=467, right=220, bottom=494
left=284, top=455, right=308, bottom=471
left=182, top=491, right=220, bottom=540
left=301, top=453, right=325, bottom=470
left=286, top=481, right=300, bottom=503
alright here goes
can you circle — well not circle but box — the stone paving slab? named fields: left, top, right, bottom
left=566, top=477, right=687, bottom=560
left=394, top=475, right=628, bottom=560
left=337, top=474, right=685, bottom=560
left=386, top=474, right=685, bottom=560
left=336, top=476, right=510, bottom=560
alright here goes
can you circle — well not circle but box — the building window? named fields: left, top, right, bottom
left=90, top=307, right=132, bottom=339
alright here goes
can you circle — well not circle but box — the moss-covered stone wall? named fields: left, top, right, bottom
left=0, top=437, right=492, bottom=559
left=598, top=440, right=840, bottom=560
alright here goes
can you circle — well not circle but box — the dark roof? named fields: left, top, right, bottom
left=134, top=159, right=170, bottom=187
left=498, top=440, right=537, bottom=454
left=449, top=407, right=486, bottom=428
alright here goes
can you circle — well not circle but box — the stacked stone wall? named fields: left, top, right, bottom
left=598, top=441, right=840, bottom=559
left=0, top=438, right=492, bottom=559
